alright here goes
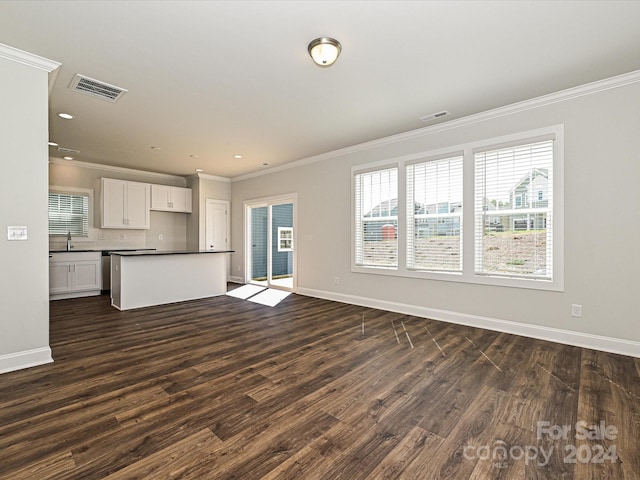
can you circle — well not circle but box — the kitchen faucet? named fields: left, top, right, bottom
left=66, top=231, right=72, bottom=251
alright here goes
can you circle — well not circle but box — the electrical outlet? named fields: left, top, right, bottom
left=97, top=233, right=106, bottom=240
left=119, top=234, right=126, bottom=240
left=158, top=234, right=163, bottom=240
left=334, top=276, right=340, bottom=285
left=571, top=304, right=583, bottom=318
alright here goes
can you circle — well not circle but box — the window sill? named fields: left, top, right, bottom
left=352, top=264, right=563, bottom=292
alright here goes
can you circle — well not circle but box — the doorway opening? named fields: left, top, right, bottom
left=245, top=194, right=296, bottom=291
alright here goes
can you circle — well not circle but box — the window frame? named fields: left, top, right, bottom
left=277, top=226, right=294, bottom=252
left=351, top=125, right=564, bottom=291
left=406, top=152, right=464, bottom=274
left=352, top=163, right=400, bottom=271
left=49, top=186, right=94, bottom=238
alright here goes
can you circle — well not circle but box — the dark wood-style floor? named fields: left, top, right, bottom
left=1, top=289, right=639, bottom=479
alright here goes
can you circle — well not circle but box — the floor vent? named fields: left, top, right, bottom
left=68, top=74, right=127, bottom=103
left=419, top=110, right=450, bottom=122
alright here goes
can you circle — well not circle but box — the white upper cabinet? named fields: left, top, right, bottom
left=101, top=178, right=150, bottom=229
left=150, top=184, right=192, bottom=213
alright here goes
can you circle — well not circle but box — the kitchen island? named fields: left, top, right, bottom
left=110, top=250, right=233, bottom=310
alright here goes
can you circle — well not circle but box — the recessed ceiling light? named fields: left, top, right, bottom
left=190, top=154, right=199, bottom=158
left=48, top=141, right=58, bottom=147
left=63, top=156, right=74, bottom=160
left=150, top=146, right=161, bottom=150
left=57, top=113, right=74, bottom=120
left=195, top=168, right=203, bottom=172
left=234, top=154, right=243, bottom=159
left=262, top=163, right=270, bottom=166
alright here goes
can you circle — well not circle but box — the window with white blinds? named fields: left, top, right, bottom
left=354, top=167, right=398, bottom=268
left=407, top=155, right=463, bottom=272
left=352, top=126, right=562, bottom=290
left=48, top=192, right=89, bottom=236
left=474, top=139, right=554, bottom=279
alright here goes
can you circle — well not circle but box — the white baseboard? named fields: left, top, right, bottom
left=0, top=347, right=53, bottom=374
left=296, top=287, right=640, bottom=358
left=50, top=290, right=101, bottom=301
left=228, top=276, right=244, bottom=284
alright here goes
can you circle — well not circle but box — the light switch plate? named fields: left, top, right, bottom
left=7, top=226, right=28, bottom=240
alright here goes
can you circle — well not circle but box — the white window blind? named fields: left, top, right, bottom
left=48, top=192, right=89, bottom=236
left=407, top=155, right=463, bottom=272
left=354, top=167, right=398, bottom=268
left=474, top=139, right=553, bottom=279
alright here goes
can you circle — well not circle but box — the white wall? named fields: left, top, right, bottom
left=186, top=173, right=231, bottom=250
left=231, top=76, right=640, bottom=356
left=48, top=159, right=188, bottom=251
left=0, top=48, right=58, bottom=373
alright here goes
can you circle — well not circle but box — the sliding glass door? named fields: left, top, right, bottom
left=250, top=206, right=269, bottom=285
left=246, top=195, right=296, bottom=291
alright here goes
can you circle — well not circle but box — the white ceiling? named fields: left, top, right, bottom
left=2, top=1, right=640, bottom=178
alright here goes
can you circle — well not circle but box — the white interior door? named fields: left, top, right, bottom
left=205, top=199, right=229, bottom=251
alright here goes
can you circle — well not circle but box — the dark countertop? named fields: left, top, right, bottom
left=111, top=250, right=234, bottom=257
left=49, top=249, right=156, bottom=256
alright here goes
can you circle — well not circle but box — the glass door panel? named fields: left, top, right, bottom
left=246, top=197, right=295, bottom=291
left=271, top=203, right=293, bottom=290
left=250, top=206, right=268, bottom=286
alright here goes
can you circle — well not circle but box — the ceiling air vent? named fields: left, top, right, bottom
left=57, top=147, right=80, bottom=154
left=68, top=74, right=127, bottom=103
left=419, top=110, right=450, bottom=122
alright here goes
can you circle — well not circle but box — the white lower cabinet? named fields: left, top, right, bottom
left=49, top=252, right=102, bottom=300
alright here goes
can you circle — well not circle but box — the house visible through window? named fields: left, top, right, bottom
left=407, top=154, right=463, bottom=272
left=48, top=192, right=89, bottom=236
left=354, top=167, right=398, bottom=268
left=474, top=139, right=553, bottom=280
left=352, top=126, right=562, bottom=290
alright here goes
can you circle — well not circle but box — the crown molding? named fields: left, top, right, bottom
left=0, top=43, right=60, bottom=72
left=49, top=157, right=186, bottom=183
left=197, top=172, right=231, bottom=183
left=232, top=69, right=640, bottom=182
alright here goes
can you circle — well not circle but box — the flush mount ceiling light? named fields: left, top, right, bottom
left=308, top=37, right=342, bottom=67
